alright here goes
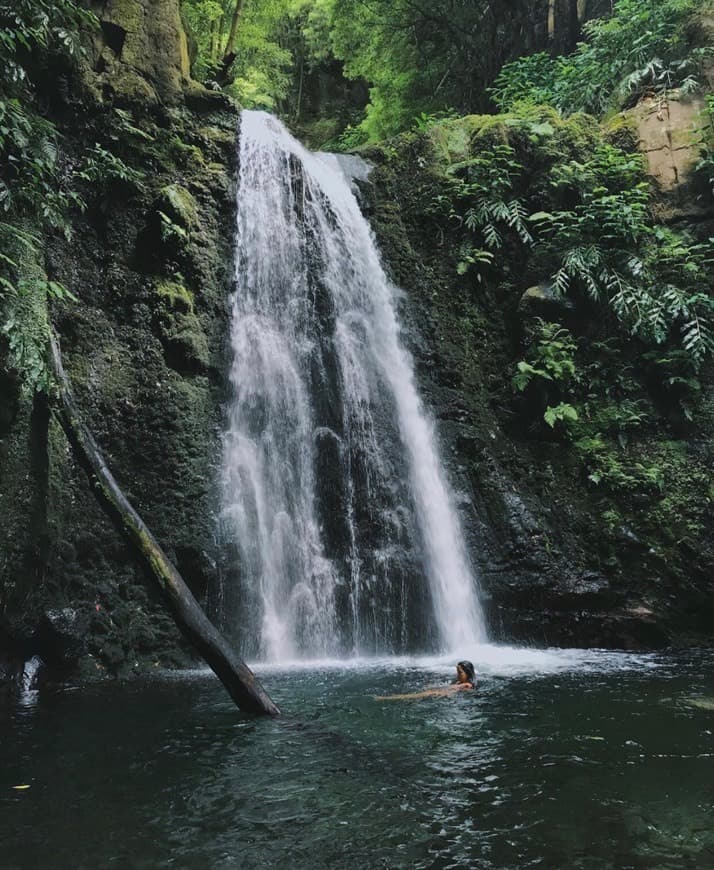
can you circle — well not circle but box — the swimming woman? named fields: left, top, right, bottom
left=375, top=660, right=476, bottom=701
left=454, top=660, right=476, bottom=689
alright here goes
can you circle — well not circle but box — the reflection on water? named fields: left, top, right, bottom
left=2, top=648, right=713, bottom=869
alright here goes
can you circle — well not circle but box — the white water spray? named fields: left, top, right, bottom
left=221, top=111, right=484, bottom=660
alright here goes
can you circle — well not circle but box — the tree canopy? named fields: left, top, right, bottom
left=181, top=0, right=711, bottom=141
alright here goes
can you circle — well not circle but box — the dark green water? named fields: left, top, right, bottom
left=2, top=648, right=713, bottom=869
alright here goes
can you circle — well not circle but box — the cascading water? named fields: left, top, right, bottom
left=220, top=110, right=484, bottom=661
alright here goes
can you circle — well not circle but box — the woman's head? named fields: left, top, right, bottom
left=456, top=660, right=475, bottom=685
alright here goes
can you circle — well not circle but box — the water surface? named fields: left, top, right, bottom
left=2, top=648, right=713, bottom=869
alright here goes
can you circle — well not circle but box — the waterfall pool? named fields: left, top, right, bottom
left=3, top=647, right=713, bottom=868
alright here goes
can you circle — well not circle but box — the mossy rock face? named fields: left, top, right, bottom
left=155, top=278, right=195, bottom=312
left=196, top=125, right=236, bottom=151
left=604, top=112, right=640, bottom=152
left=155, top=184, right=199, bottom=229
left=518, top=283, right=576, bottom=323
left=86, top=0, right=191, bottom=106
left=0, top=80, right=239, bottom=674
left=138, top=184, right=204, bottom=267
left=366, top=104, right=714, bottom=650
left=429, top=115, right=509, bottom=163
left=158, top=309, right=211, bottom=373
left=102, top=0, right=144, bottom=34
left=103, top=67, right=159, bottom=106
left=183, top=81, right=234, bottom=113
left=168, top=136, right=205, bottom=168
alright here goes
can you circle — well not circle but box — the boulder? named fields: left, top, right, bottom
left=518, top=282, right=576, bottom=322
left=34, top=608, right=88, bottom=666
left=626, top=94, right=706, bottom=192
left=155, top=184, right=199, bottom=230
left=159, top=310, right=210, bottom=373
left=87, top=0, right=191, bottom=106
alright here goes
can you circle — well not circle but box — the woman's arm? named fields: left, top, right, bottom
left=374, top=685, right=463, bottom=701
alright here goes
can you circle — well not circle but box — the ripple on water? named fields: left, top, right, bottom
left=1, top=649, right=713, bottom=869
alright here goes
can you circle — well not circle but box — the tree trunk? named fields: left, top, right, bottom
left=209, top=17, right=220, bottom=64
left=295, top=51, right=304, bottom=122
left=547, top=0, right=556, bottom=40
left=217, top=0, right=247, bottom=83
left=48, top=332, right=280, bottom=716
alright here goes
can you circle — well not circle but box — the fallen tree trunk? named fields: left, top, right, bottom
left=48, top=332, right=280, bottom=716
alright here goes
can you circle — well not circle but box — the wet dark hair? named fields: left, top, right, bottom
left=456, top=660, right=476, bottom=685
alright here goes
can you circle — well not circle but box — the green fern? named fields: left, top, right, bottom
left=544, top=403, right=579, bottom=428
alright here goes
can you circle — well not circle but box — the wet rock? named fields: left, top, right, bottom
left=195, top=126, right=236, bottom=160
left=0, top=0, right=239, bottom=678
left=155, top=184, right=199, bottom=230
left=138, top=184, right=201, bottom=265
left=314, top=428, right=349, bottom=560
left=0, top=654, right=23, bottom=697
left=99, top=641, right=126, bottom=670
left=34, top=608, right=88, bottom=666
left=158, top=310, right=210, bottom=373
left=491, top=604, right=670, bottom=649
left=684, top=697, right=714, bottom=711
left=367, top=108, right=714, bottom=651
left=184, top=81, right=233, bottom=113
left=174, top=545, right=215, bottom=602
left=518, top=282, right=576, bottom=323
left=21, top=655, right=45, bottom=692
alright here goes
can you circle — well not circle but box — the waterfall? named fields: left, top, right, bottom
left=220, top=110, right=484, bottom=661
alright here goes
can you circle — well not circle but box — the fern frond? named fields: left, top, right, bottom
left=483, top=222, right=502, bottom=249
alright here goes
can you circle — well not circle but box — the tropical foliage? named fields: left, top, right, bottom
left=0, top=1, right=93, bottom=230
left=182, top=0, right=709, bottom=140
left=489, top=0, right=708, bottom=115
left=0, top=1, right=94, bottom=390
left=431, top=113, right=714, bottom=368
left=181, top=0, right=294, bottom=107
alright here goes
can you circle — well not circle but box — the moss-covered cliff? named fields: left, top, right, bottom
left=0, top=0, right=239, bottom=682
left=363, top=103, right=713, bottom=648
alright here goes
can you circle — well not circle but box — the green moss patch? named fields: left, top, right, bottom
left=155, top=279, right=195, bottom=313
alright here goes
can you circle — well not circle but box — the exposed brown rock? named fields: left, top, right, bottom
left=86, top=0, right=191, bottom=105
left=628, top=95, right=706, bottom=191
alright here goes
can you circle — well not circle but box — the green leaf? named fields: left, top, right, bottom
left=528, top=211, right=554, bottom=222
left=544, top=403, right=579, bottom=428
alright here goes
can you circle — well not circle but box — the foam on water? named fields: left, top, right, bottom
left=251, top=645, right=660, bottom=676
left=160, top=645, right=660, bottom=682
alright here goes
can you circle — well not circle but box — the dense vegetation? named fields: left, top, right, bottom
left=0, top=1, right=96, bottom=388
left=0, top=2, right=162, bottom=392
left=3, top=0, right=711, bottom=426
left=179, top=0, right=713, bottom=365
left=439, top=117, right=713, bottom=365
left=490, top=0, right=706, bottom=115
left=365, top=103, right=713, bottom=609
left=407, top=108, right=712, bottom=460
left=180, top=1, right=710, bottom=137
